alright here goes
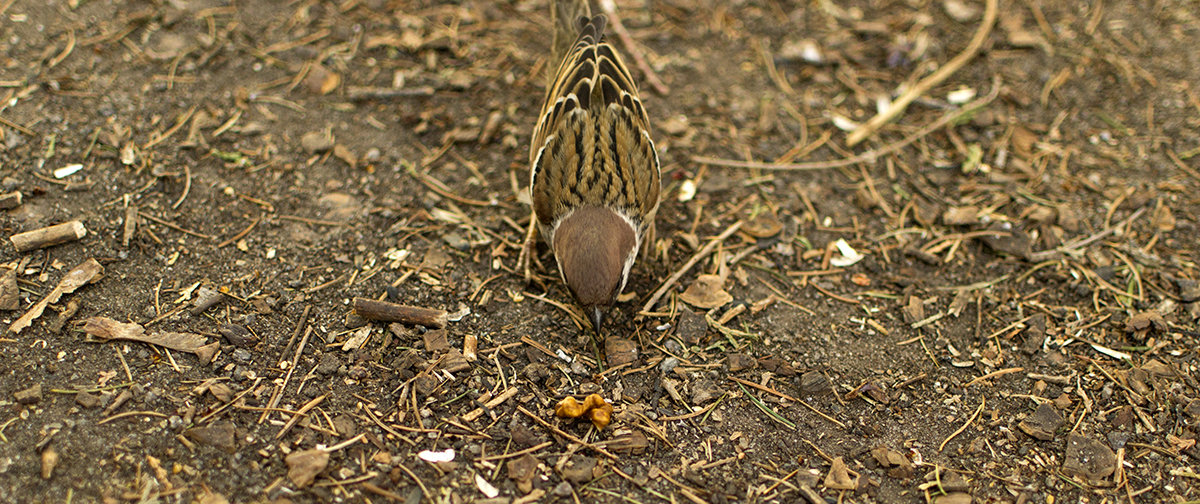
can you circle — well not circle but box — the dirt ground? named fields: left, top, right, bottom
left=1, top=0, right=1199, bottom=502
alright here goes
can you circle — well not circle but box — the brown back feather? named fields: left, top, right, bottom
left=530, top=13, right=660, bottom=231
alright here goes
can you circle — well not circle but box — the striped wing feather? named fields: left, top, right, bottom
left=530, top=15, right=660, bottom=232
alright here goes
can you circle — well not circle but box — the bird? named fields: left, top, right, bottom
left=518, top=0, right=661, bottom=334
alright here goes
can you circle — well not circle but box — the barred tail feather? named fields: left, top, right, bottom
left=550, top=0, right=593, bottom=81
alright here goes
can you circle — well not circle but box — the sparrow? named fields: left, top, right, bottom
left=518, top=0, right=661, bottom=333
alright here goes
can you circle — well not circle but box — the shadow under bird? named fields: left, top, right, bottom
left=519, top=0, right=661, bottom=334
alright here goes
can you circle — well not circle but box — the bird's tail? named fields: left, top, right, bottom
left=549, top=0, right=592, bottom=82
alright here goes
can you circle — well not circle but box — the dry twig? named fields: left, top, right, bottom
left=693, top=77, right=1000, bottom=171
left=846, top=0, right=999, bottom=146
left=640, top=221, right=743, bottom=315
left=597, top=0, right=669, bottom=95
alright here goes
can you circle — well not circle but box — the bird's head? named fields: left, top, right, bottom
left=552, top=206, right=637, bottom=333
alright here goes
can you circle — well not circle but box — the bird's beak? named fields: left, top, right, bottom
left=590, top=306, right=604, bottom=335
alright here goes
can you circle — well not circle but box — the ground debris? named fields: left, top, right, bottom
left=0, top=263, right=18, bottom=310
left=1018, top=403, right=1063, bottom=440
left=185, top=422, right=237, bottom=453
left=40, top=446, right=57, bottom=480
left=823, top=456, right=860, bottom=490
left=80, top=317, right=208, bottom=355
left=870, top=445, right=914, bottom=479
left=15, top=384, right=42, bottom=405
left=679, top=274, right=733, bottom=309
left=1062, top=432, right=1117, bottom=484
left=9, top=258, right=102, bottom=334
left=285, top=449, right=329, bottom=488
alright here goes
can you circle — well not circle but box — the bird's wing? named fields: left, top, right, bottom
left=531, top=15, right=660, bottom=227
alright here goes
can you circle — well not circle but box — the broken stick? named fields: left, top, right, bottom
left=352, top=297, right=448, bottom=328
left=10, top=220, right=88, bottom=252
left=0, top=191, right=22, bottom=210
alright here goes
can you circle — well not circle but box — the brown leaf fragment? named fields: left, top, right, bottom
left=742, top=209, right=783, bottom=238
left=846, top=381, right=889, bottom=403
left=195, top=342, right=219, bottom=364
left=1152, top=201, right=1176, bottom=232
left=208, top=383, right=235, bottom=402
left=510, top=421, right=543, bottom=448
left=80, top=317, right=146, bottom=340
left=608, top=430, right=648, bottom=454
left=185, top=422, right=237, bottom=453
left=886, top=457, right=914, bottom=479
left=1056, top=205, right=1080, bottom=232
left=300, top=130, right=334, bottom=153
left=507, top=453, right=538, bottom=493
left=1168, top=434, right=1196, bottom=453
left=759, top=357, right=797, bottom=376
left=1021, top=313, right=1048, bottom=355
left=679, top=274, right=733, bottom=309
left=902, top=295, right=925, bottom=324
left=1018, top=403, right=1062, bottom=440
left=872, top=445, right=915, bottom=479
left=1125, top=311, right=1165, bottom=339
left=726, top=353, right=756, bottom=372
left=800, top=371, right=831, bottom=396
left=870, top=445, right=892, bottom=466
left=560, top=455, right=597, bottom=484
left=197, top=489, right=229, bottom=504
left=9, top=258, right=103, bottom=334
left=341, top=326, right=370, bottom=352
left=940, top=471, right=970, bottom=493
left=690, top=378, right=721, bottom=404
left=604, top=337, right=638, bottom=368
left=863, top=382, right=890, bottom=403
left=189, top=287, right=225, bottom=315
left=1010, top=126, right=1038, bottom=159
left=979, top=225, right=1032, bottom=260
left=75, top=391, right=100, bottom=408
left=823, top=456, right=860, bottom=490
left=143, top=331, right=208, bottom=353
left=286, top=449, right=329, bottom=488
left=1025, top=204, right=1056, bottom=224
left=218, top=323, right=255, bottom=348
left=81, top=317, right=208, bottom=354
left=675, top=308, right=707, bottom=344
